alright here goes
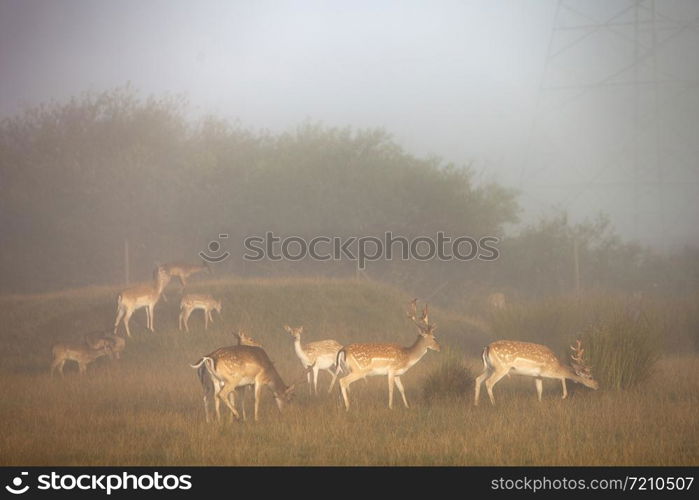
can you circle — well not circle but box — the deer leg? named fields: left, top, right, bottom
left=226, top=391, right=237, bottom=423
left=124, top=310, right=134, bottom=338
left=202, top=394, right=211, bottom=423
left=114, top=306, right=125, bottom=335
left=254, top=381, right=263, bottom=421
left=561, top=378, right=568, bottom=399
left=474, top=368, right=492, bottom=406
left=78, top=362, right=87, bottom=375
left=328, top=365, right=341, bottom=393
left=325, top=368, right=337, bottom=393
left=213, top=391, right=221, bottom=422
left=387, top=372, right=395, bottom=409
left=208, top=310, right=214, bottom=324
left=217, top=384, right=240, bottom=421
left=184, top=309, right=191, bottom=333
left=241, top=387, right=248, bottom=421
left=178, top=309, right=184, bottom=331
left=204, top=309, right=209, bottom=330
left=313, top=365, right=320, bottom=395
left=535, top=378, right=543, bottom=402
left=148, top=305, right=155, bottom=331
left=395, top=376, right=409, bottom=408
left=485, top=367, right=510, bottom=406
left=339, top=372, right=364, bottom=411
left=307, top=369, right=312, bottom=395
left=51, top=358, right=62, bottom=377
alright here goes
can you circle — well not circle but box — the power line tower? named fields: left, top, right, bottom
left=521, top=0, right=699, bottom=249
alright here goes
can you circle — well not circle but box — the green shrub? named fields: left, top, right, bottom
left=581, top=311, right=661, bottom=391
left=421, top=350, right=473, bottom=403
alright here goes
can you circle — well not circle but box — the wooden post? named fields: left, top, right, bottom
left=572, top=237, right=580, bottom=295
left=124, top=239, right=130, bottom=286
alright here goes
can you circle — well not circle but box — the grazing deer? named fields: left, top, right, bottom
left=161, top=261, right=210, bottom=290
left=487, top=292, right=507, bottom=310
left=474, top=339, right=599, bottom=406
left=283, top=325, right=343, bottom=395
left=190, top=345, right=295, bottom=422
left=50, top=340, right=113, bottom=376
left=114, top=266, right=170, bottom=337
left=191, top=331, right=263, bottom=421
left=233, top=330, right=264, bottom=420
left=334, top=299, right=440, bottom=410
left=84, top=332, right=126, bottom=359
left=179, top=294, right=222, bottom=332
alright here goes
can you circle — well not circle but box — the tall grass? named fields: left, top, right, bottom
left=582, top=312, right=661, bottom=390
left=421, top=349, right=474, bottom=403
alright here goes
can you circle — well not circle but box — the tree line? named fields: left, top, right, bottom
left=0, top=86, right=695, bottom=300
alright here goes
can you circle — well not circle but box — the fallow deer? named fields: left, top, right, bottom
left=190, top=344, right=294, bottom=422
left=161, top=261, right=210, bottom=290
left=179, top=294, right=222, bottom=332
left=283, top=325, right=343, bottom=395
left=84, top=332, right=126, bottom=359
left=474, top=339, right=599, bottom=405
left=50, top=340, right=113, bottom=376
left=114, top=266, right=170, bottom=337
left=334, top=299, right=440, bottom=410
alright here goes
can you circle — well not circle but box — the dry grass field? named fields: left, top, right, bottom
left=0, top=278, right=697, bottom=465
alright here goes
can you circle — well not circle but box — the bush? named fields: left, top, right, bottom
left=581, top=311, right=661, bottom=391
left=421, top=350, right=474, bottom=403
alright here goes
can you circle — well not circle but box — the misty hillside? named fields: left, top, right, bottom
left=0, top=276, right=489, bottom=374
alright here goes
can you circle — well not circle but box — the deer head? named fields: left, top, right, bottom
left=570, top=339, right=599, bottom=390
left=236, top=329, right=263, bottom=347
left=407, top=299, right=440, bottom=351
left=283, top=325, right=303, bottom=340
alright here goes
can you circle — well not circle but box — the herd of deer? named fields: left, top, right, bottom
left=50, top=262, right=599, bottom=422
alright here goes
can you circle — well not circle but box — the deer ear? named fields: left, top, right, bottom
left=283, top=325, right=291, bottom=332
left=298, top=326, right=303, bottom=333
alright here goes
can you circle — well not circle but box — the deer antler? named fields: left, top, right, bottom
left=570, top=339, right=592, bottom=377
left=407, top=298, right=419, bottom=321
left=407, top=299, right=431, bottom=332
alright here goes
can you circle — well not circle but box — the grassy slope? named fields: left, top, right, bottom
left=0, top=277, right=696, bottom=465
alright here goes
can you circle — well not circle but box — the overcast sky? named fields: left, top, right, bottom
left=1, top=0, right=698, bottom=249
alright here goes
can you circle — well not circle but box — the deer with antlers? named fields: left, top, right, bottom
left=190, top=340, right=295, bottom=422
left=334, top=299, right=440, bottom=410
left=114, top=266, right=170, bottom=337
left=283, top=325, right=343, bottom=395
left=474, top=339, right=599, bottom=405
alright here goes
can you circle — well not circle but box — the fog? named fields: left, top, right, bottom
left=1, top=0, right=698, bottom=294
